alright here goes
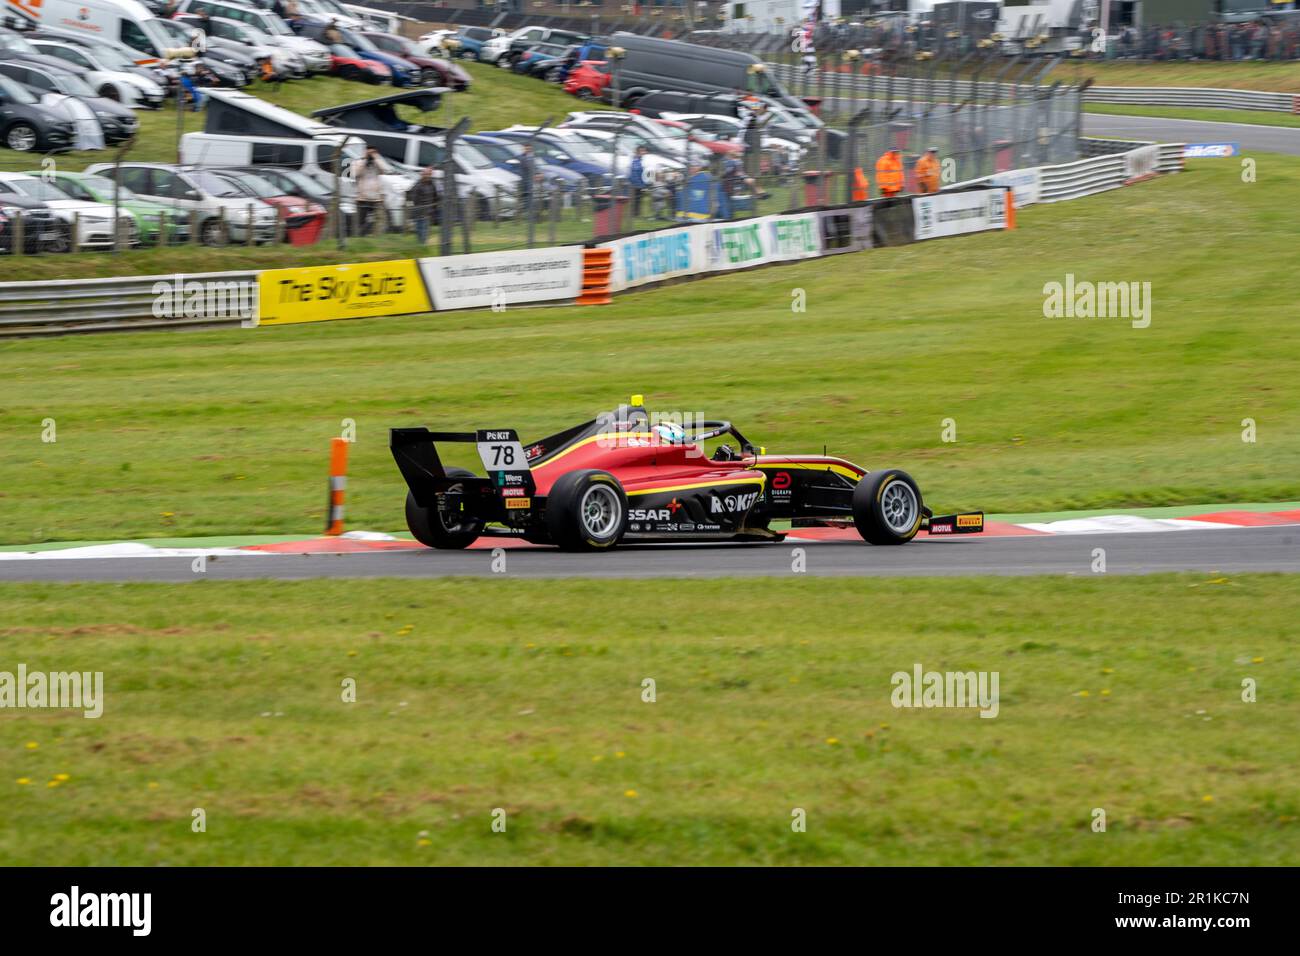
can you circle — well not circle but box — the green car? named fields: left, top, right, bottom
left=31, top=171, right=191, bottom=246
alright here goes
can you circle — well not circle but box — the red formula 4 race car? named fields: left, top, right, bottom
left=391, top=398, right=985, bottom=551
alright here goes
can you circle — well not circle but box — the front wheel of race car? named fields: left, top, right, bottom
left=545, top=469, right=627, bottom=552
left=852, top=470, right=923, bottom=545
left=405, top=467, right=483, bottom=549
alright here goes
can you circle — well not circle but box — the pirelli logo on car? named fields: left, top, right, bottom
left=957, top=514, right=983, bottom=528
left=505, top=497, right=531, bottom=510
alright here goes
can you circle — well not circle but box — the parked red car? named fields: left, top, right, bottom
left=650, top=117, right=743, bottom=158
left=362, top=32, right=471, bottom=89
left=206, top=170, right=327, bottom=245
left=328, top=47, right=392, bottom=85
left=563, top=60, right=610, bottom=101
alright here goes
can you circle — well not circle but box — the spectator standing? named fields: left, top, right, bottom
left=349, top=147, right=391, bottom=236
left=628, top=145, right=649, bottom=218
left=409, top=166, right=438, bottom=245
left=519, top=142, right=537, bottom=219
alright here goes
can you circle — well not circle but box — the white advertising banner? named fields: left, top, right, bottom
left=762, top=212, right=823, bottom=263
left=989, top=167, right=1042, bottom=208
left=600, top=225, right=702, bottom=293
left=698, top=213, right=822, bottom=273
left=913, top=189, right=1008, bottom=241
left=700, top=218, right=769, bottom=272
left=418, top=246, right=583, bottom=310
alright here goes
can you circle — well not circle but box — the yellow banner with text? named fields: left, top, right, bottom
left=258, top=259, right=431, bottom=325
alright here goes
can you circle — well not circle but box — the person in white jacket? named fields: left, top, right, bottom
left=348, top=147, right=391, bottom=236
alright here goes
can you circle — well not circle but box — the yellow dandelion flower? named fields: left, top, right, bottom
left=46, top=780, right=61, bottom=788
left=1101, top=667, right=1115, bottom=674
left=826, top=737, right=839, bottom=745
left=53, top=773, right=69, bottom=782
left=1076, top=690, right=1091, bottom=697
left=1202, top=795, right=1214, bottom=803
left=1100, top=689, right=1111, bottom=697
left=147, top=782, right=159, bottom=789
left=347, top=650, right=358, bottom=657
left=417, top=838, right=432, bottom=847
left=16, top=778, right=30, bottom=786
left=624, top=789, right=638, bottom=798
left=1251, top=657, right=1264, bottom=664
left=24, top=741, right=38, bottom=750
left=615, top=751, right=625, bottom=758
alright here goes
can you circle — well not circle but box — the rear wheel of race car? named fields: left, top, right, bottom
left=852, top=470, right=923, bottom=545
left=406, top=467, right=483, bottom=550
left=545, top=469, right=627, bottom=552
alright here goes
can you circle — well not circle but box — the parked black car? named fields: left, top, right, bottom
left=0, top=61, right=138, bottom=144
left=0, top=71, right=76, bottom=152
left=0, top=191, right=64, bottom=253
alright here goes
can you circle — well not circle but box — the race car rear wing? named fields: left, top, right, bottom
left=391, top=427, right=536, bottom=510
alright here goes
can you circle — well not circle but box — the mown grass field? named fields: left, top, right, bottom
left=2, top=155, right=1297, bottom=544
left=1, top=575, right=1295, bottom=866
left=1085, top=102, right=1300, bottom=127
left=1064, top=59, right=1300, bottom=92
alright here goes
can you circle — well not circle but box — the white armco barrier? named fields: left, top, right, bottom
left=947, top=143, right=1184, bottom=207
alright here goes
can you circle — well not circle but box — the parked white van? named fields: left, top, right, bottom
left=180, top=131, right=410, bottom=223
left=334, top=127, right=520, bottom=215
left=3, top=0, right=182, bottom=65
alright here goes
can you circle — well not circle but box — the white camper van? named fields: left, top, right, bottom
left=2, top=0, right=182, bottom=65
left=190, top=90, right=414, bottom=223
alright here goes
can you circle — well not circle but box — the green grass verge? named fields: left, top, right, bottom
left=1085, top=102, right=1300, bottom=128
left=3, top=154, right=1298, bottom=543
left=1063, top=60, right=1300, bottom=93
left=1, top=575, right=1295, bottom=866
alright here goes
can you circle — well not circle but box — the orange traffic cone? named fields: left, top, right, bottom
left=323, top=437, right=348, bottom=536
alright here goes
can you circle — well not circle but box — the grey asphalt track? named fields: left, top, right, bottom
left=0, top=526, right=1296, bottom=582
left=1082, top=112, right=1300, bottom=155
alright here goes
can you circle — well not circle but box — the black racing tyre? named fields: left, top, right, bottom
left=406, top=466, right=483, bottom=550
left=544, top=469, right=627, bottom=552
left=852, top=469, right=923, bottom=545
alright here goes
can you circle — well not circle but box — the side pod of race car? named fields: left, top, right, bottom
left=390, top=398, right=985, bottom=552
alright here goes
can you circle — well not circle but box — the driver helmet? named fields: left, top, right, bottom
left=654, top=422, right=687, bottom=444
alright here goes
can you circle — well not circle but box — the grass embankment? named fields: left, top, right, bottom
left=1084, top=102, right=1300, bottom=128
left=2, top=155, right=1297, bottom=543
left=0, top=61, right=618, bottom=279
left=1, top=575, right=1295, bottom=865
left=1065, top=59, right=1300, bottom=93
